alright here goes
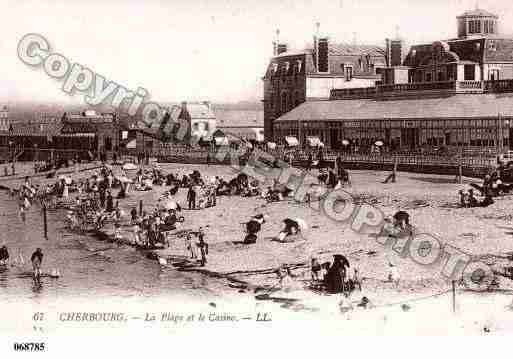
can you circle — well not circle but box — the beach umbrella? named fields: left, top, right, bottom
left=294, top=218, right=308, bottom=230
left=375, top=140, right=384, bottom=146
left=342, top=139, right=350, bottom=146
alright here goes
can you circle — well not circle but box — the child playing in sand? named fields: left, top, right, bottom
left=388, top=262, right=400, bottom=286
left=114, top=223, right=123, bottom=242
left=185, top=234, right=196, bottom=259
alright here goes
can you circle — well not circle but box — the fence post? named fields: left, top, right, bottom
left=452, top=280, right=456, bottom=313
left=43, top=203, right=48, bottom=240
left=392, top=157, right=398, bottom=183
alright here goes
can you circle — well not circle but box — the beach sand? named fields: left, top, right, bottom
left=94, top=163, right=513, bottom=307
left=4, top=161, right=513, bottom=333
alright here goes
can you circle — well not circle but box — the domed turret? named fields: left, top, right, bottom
left=457, top=8, right=499, bottom=39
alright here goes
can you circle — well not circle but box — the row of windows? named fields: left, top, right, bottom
left=411, top=64, right=476, bottom=82
left=270, top=60, right=383, bottom=79
left=270, top=60, right=303, bottom=76
left=468, top=19, right=495, bottom=34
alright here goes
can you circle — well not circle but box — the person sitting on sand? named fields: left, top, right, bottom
left=276, top=218, right=301, bottom=242
left=459, top=190, right=468, bottom=208
left=480, top=193, right=495, bottom=207
left=160, top=209, right=179, bottom=232
left=243, top=214, right=269, bottom=244
left=468, top=189, right=478, bottom=207
left=0, top=245, right=9, bottom=265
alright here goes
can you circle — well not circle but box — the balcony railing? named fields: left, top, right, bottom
left=378, top=81, right=457, bottom=93
left=330, top=87, right=377, bottom=100
left=330, top=80, right=489, bottom=100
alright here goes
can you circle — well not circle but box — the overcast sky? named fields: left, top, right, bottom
left=1, top=0, right=512, bottom=105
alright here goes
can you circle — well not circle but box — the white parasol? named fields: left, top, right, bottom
left=294, top=218, right=308, bottom=230
left=342, top=140, right=350, bottom=146
left=122, top=163, right=138, bottom=170
left=375, top=140, right=384, bottom=146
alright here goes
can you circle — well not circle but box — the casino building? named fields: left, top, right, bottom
left=269, top=8, right=513, bottom=154
left=262, top=26, right=390, bottom=140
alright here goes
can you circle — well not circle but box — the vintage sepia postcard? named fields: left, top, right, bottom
left=1, top=0, right=513, bottom=356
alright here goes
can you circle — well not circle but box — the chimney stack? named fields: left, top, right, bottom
left=273, top=29, right=280, bottom=56
left=386, top=37, right=403, bottom=67
left=277, top=43, right=288, bottom=55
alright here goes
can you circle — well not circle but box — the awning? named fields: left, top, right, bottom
left=285, top=136, right=299, bottom=147
left=267, top=142, right=276, bottom=149
left=57, top=133, right=96, bottom=137
left=307, top=136, right=322, bottom=147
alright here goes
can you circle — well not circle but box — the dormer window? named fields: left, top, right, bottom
left=296, top=60, right=302, bottom=74
left=284, top=62, right=290, bottom=74
left=272, top=63, right=278, bottom=74
left=488, top=40, right=496, bottom=51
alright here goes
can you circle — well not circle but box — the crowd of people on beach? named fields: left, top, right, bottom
left=2, top=147, right=422, bottom=299
left=458, top=163, right=513, bottom=208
